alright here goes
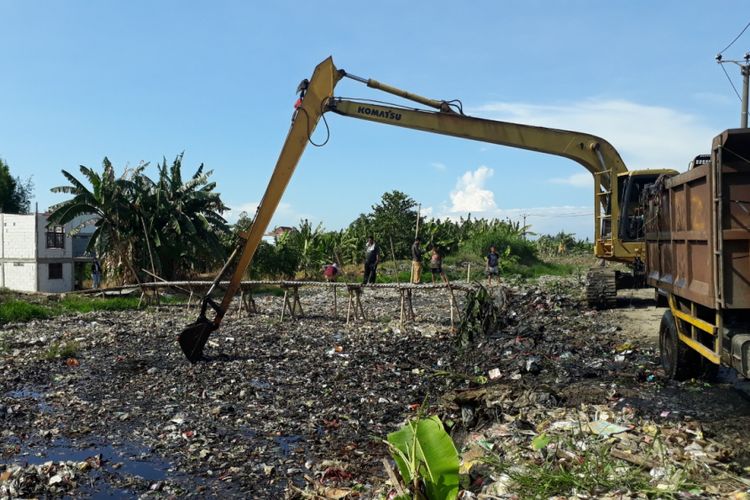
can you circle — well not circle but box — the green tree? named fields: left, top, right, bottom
left=49, top=155, right=230, bottom=284
left=368, top=190, right=421, bottom=260
left=145, top=154, right=229, bottom=279
left=0, top=158, right=33, bottom=214
left=48, top=158, right=144, bottom=283
left=286, top=219, right=326, bottom=277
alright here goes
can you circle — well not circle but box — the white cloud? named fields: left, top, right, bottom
left=549, top=172, right=592, bottom=188
left=449, top=166, right=497, bottom=212
left=473, top=98, right=717, bottom=170
left=420, top=206, right=434, bottom=218
left=430, top=162, right=447, bottom=171
left=692, top=91, right=733, bottom=106
left=224, top=202, right=259, bottom=223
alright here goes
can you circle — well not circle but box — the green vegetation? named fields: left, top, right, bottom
left=0, top=300, right=51, bottom=323
left=457, top=284, right=500, bottom=347
left=484, top=439, right=651, bottom=498
left=0, top=293, right=184, bottom=325
left=0, top=157, right=33, bottom=214
left=47, top=159, right=591, bottom=285
left=58, top=295, right=143, bottom=313
left=43, top=340, right=80, bottom=360
left=240, top=190, right=593, bottom=282
left=386, top=415, right=460, bottom=500
left=48, top=154, right=229, bottom=283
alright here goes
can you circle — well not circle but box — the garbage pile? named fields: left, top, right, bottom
left=0, top=281, right=748, bottom=497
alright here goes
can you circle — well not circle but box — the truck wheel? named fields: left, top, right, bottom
left=659, top=310, right=698, bottom=380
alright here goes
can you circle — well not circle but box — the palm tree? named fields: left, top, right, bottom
left=287, top=219, right=326, bottom=278
left=147, top=154, right=229, bottom=279
left=48, top=158, right=145, bottom=284
left=50, top=155, right=230, bottom=284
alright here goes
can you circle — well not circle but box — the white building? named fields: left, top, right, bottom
left=0, top=213, right=95, bottom=293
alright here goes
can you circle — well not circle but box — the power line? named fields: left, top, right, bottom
left=521, top=212, right=592, bottom=218
left=718, top=20, right=750, bottom=55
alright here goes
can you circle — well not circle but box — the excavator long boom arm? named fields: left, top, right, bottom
left=328, top=99, right=627, bottom=193
left=177, top=56, right=629, bottom=362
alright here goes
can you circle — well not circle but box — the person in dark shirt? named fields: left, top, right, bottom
left=430, top=247, right=448, bottom=284
left=486, top=245, right=500, bottom=286
left=363, top=236, right=380, bottom=284
left=411, top=237, right=423, bottom=284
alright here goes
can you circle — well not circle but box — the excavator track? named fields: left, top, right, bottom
left=586, top=268, right=617, bottom=309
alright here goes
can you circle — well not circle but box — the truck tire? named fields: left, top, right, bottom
left=659, top=309, right=699, bottom=380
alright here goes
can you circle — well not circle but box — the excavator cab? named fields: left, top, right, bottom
left=617, top=172, right=665, bottom=242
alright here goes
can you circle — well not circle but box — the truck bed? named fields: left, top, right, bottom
left=643, top=128, right=750, bottom=310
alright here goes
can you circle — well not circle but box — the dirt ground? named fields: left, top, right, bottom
left=609, top=288, right=665, bottom=344
left=1, top=281, right=749, bottom=498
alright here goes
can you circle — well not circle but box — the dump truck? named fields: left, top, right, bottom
left=644, top=129, right=750, bottom=379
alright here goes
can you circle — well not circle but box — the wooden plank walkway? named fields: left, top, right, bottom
left=79, top=279, right=478, bottom=329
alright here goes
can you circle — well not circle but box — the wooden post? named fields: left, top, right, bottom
left=292, top=285, right=304, bottom=316
left=449, top=284, right=461, bottom=332
left=466, top=263, right=471, bottom=283
left=345, top=284, right=365, bottom=323
left=355, top=287, right=366, bottom=320
left=399, top=289, right=405, bottom=328
left=280, top=288, right=289, bottom=321
left=245, top=290, right=257, bottom=314
left=346, top=286, right=354, bottom=325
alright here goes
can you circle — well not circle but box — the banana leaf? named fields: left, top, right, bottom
left=387, top=415, right=459, bottom=500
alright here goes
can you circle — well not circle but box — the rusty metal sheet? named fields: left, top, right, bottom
left=645, top=129, right=750, bottom=310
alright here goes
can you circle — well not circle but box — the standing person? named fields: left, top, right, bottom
left=430, top=247, right=448, bottom=284
left=411, top=237, right=423, bottom=284
left=363, top=236, right=380, bottom=284
left=91, top=258, right=102, bottom=289
left=486, top=245, right=500, bottom=286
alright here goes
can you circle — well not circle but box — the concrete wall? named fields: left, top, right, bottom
left=1, top=261, right=36, bottom=292
left=2, top=214, right=36, bottom=259
left=37, top=213, right=72, bottom=260
left=0, top=214, right=37, bottom=291
left=38, top=262, right=73, bottom=293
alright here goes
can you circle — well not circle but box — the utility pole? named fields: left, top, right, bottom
left=522, top=213, right=528, bottom=240
left=743, top=57, right=750, bottom=128
left=716, top=52, right=750, bottom=128
left=415, top=203, right=421, bottom=238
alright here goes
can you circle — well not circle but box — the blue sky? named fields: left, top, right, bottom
left=1, top=1, right=748, bottom=239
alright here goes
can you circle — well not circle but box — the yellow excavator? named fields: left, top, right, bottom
left=178, top=57, right=675, bottom=362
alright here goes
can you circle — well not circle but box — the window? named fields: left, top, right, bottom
left=49, top=263, right=63, bottom=280
left=46, top=226, right=65, bottom=249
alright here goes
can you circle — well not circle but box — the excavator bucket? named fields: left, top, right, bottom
left=177, top=317, right=216, bottom=363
